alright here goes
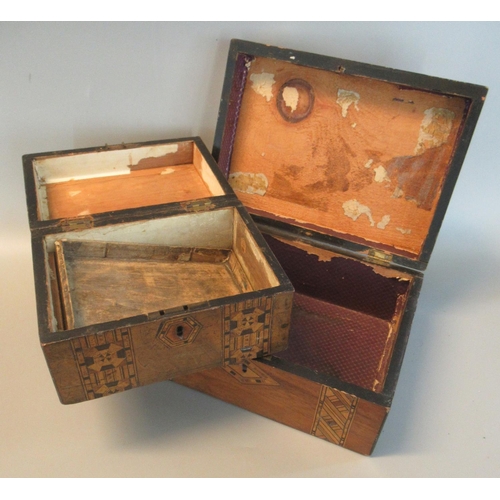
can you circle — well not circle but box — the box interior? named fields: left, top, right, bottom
left=264, top=234, right=413, bottom=393
left=224, top=55, right=470, bottom=260
left=32, top=141, right=225, bottom=221
left=43, top=208, right=279, bottom=332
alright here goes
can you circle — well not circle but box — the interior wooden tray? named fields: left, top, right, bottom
left=31, top=140, right=225, bottom=221
left=264, top=234, right=414, bottom=393
left=43, top=207, right=279, bottom=332
left=54, top=240, right=254, bottom=330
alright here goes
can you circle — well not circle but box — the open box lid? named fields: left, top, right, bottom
left=213, top=40, right=487, bottom=270
left=23, top=137, right=234, bottom=236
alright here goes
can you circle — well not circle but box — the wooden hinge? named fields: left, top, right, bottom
left=58, top=216, right=94, bottom=232
left=366, top=249, right=393, bottom=266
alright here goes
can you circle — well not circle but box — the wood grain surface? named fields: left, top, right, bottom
left=176, top=359, right=388, bottom=455
left=228, top=57, right=468, bottom=258
left=54, top=240, right=254, bottom=329
left=45, top=163, right=213, bottom=219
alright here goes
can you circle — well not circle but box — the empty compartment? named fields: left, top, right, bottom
left=32, top=140, right=225, bottom=221
left=264, top=235, right=413, bottom=393
left=44, top=208, right=279, bottom=332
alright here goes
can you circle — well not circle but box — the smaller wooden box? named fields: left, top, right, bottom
left=23, top=137, right=293, bottom=404
left=176, top=41, right=487, bottom=454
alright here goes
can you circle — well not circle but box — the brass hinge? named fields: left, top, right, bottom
left=180, top=199, right=216, bottom=213
left=366, top=249, right=393, bottom=266
left=58, top=216, right=94, bottom=232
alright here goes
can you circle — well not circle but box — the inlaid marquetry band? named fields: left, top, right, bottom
left=311, top=386, right=358, bottom=446
left=156, top=316, right=203, bottom=348
left=71, top=328, right=139, bottom=400
left=223, top=360, right=279, bottom=386
left=223, top=297, right=272, bottom=365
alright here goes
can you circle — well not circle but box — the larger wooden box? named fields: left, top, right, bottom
left=176, top=41, right=487, bottom=454
left=23, top=137, right=293, bottom=404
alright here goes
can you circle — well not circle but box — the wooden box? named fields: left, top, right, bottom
left=23, top=137, right=293, bottom=404
left=176, top=41, right=487, bottom=454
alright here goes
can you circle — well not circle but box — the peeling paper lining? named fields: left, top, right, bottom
left=337, top=89, right=360, bottom=118
left=374, top=166, right=390, bottom=183
left=342, top=199, right=374, bottom=227
left=249, top=72, right=276, bottom=102
left=415, top=107, right=455, bottom=155
left=392, top=187, right=404, bottom=198
left=282, top=86, right=299, bottom=111
left=34, top=144, right=180, bottom=184
left=377, top=215, right=391, bottom=229
left=229, top=172, right=268, bottom=196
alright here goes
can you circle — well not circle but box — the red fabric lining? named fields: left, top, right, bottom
left=276, top=294, right=393, bottom=391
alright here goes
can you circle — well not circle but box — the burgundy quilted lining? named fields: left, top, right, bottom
left=265, top=235, right=409, bottom=391
left=277, top=294, right=393, bottom=391
left=264, top=234, right=409, bottom=321
left=218, top=53, right=252, bottom=177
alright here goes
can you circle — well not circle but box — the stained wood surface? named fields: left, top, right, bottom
left=44, top=307, right=226, bottom=404
left=48, top=252, right=65, bottom=330
left=228, top=57, right=468, bottom=258
left=176, top=358, right=322, bottom=434
left=233, top=210, right=280, bottom=290
left=45, top=163, right=213, bottom=220
left=175, top=359, right=388, bottom=455
left=54, top=240, right=254, bottom=329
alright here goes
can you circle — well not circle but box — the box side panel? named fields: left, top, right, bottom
left=42, top=290, right=291, bottom=404
left=43, top=340, right=87, bottom=404
left=233, top=209, right=280, bottom=289
left=269, top=292, right=293, bottom=354
left=42, top=307, right=224, bottom=404
left=176, top=359, right=320, bottom=434
left=342, top=398, right=388, bottom=455
left=222, top=296, right=275, bottom=363
left=132, top=308, right=224, bottom=386
left=175, top=359, right=387, bottom=455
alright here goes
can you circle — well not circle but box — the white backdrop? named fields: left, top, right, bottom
left=1, top=22, right=499, bottom=477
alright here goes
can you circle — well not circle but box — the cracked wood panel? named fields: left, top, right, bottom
left=228, top=57, right=468, bottom=258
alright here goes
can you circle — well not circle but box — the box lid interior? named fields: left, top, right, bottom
left=25, top=138, right=228, bottom=227
left=215, top=41, right=487, bottom=268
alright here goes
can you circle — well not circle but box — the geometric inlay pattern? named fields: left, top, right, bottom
left=223, top=360, right=279, bottom=386
left=223, top=297, right=272, bottom=365
left=156, top=316, right=202, bottom=348
left=71, top=328, right=139, bottom=400
left=311, top=386, right=358, bottom=446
